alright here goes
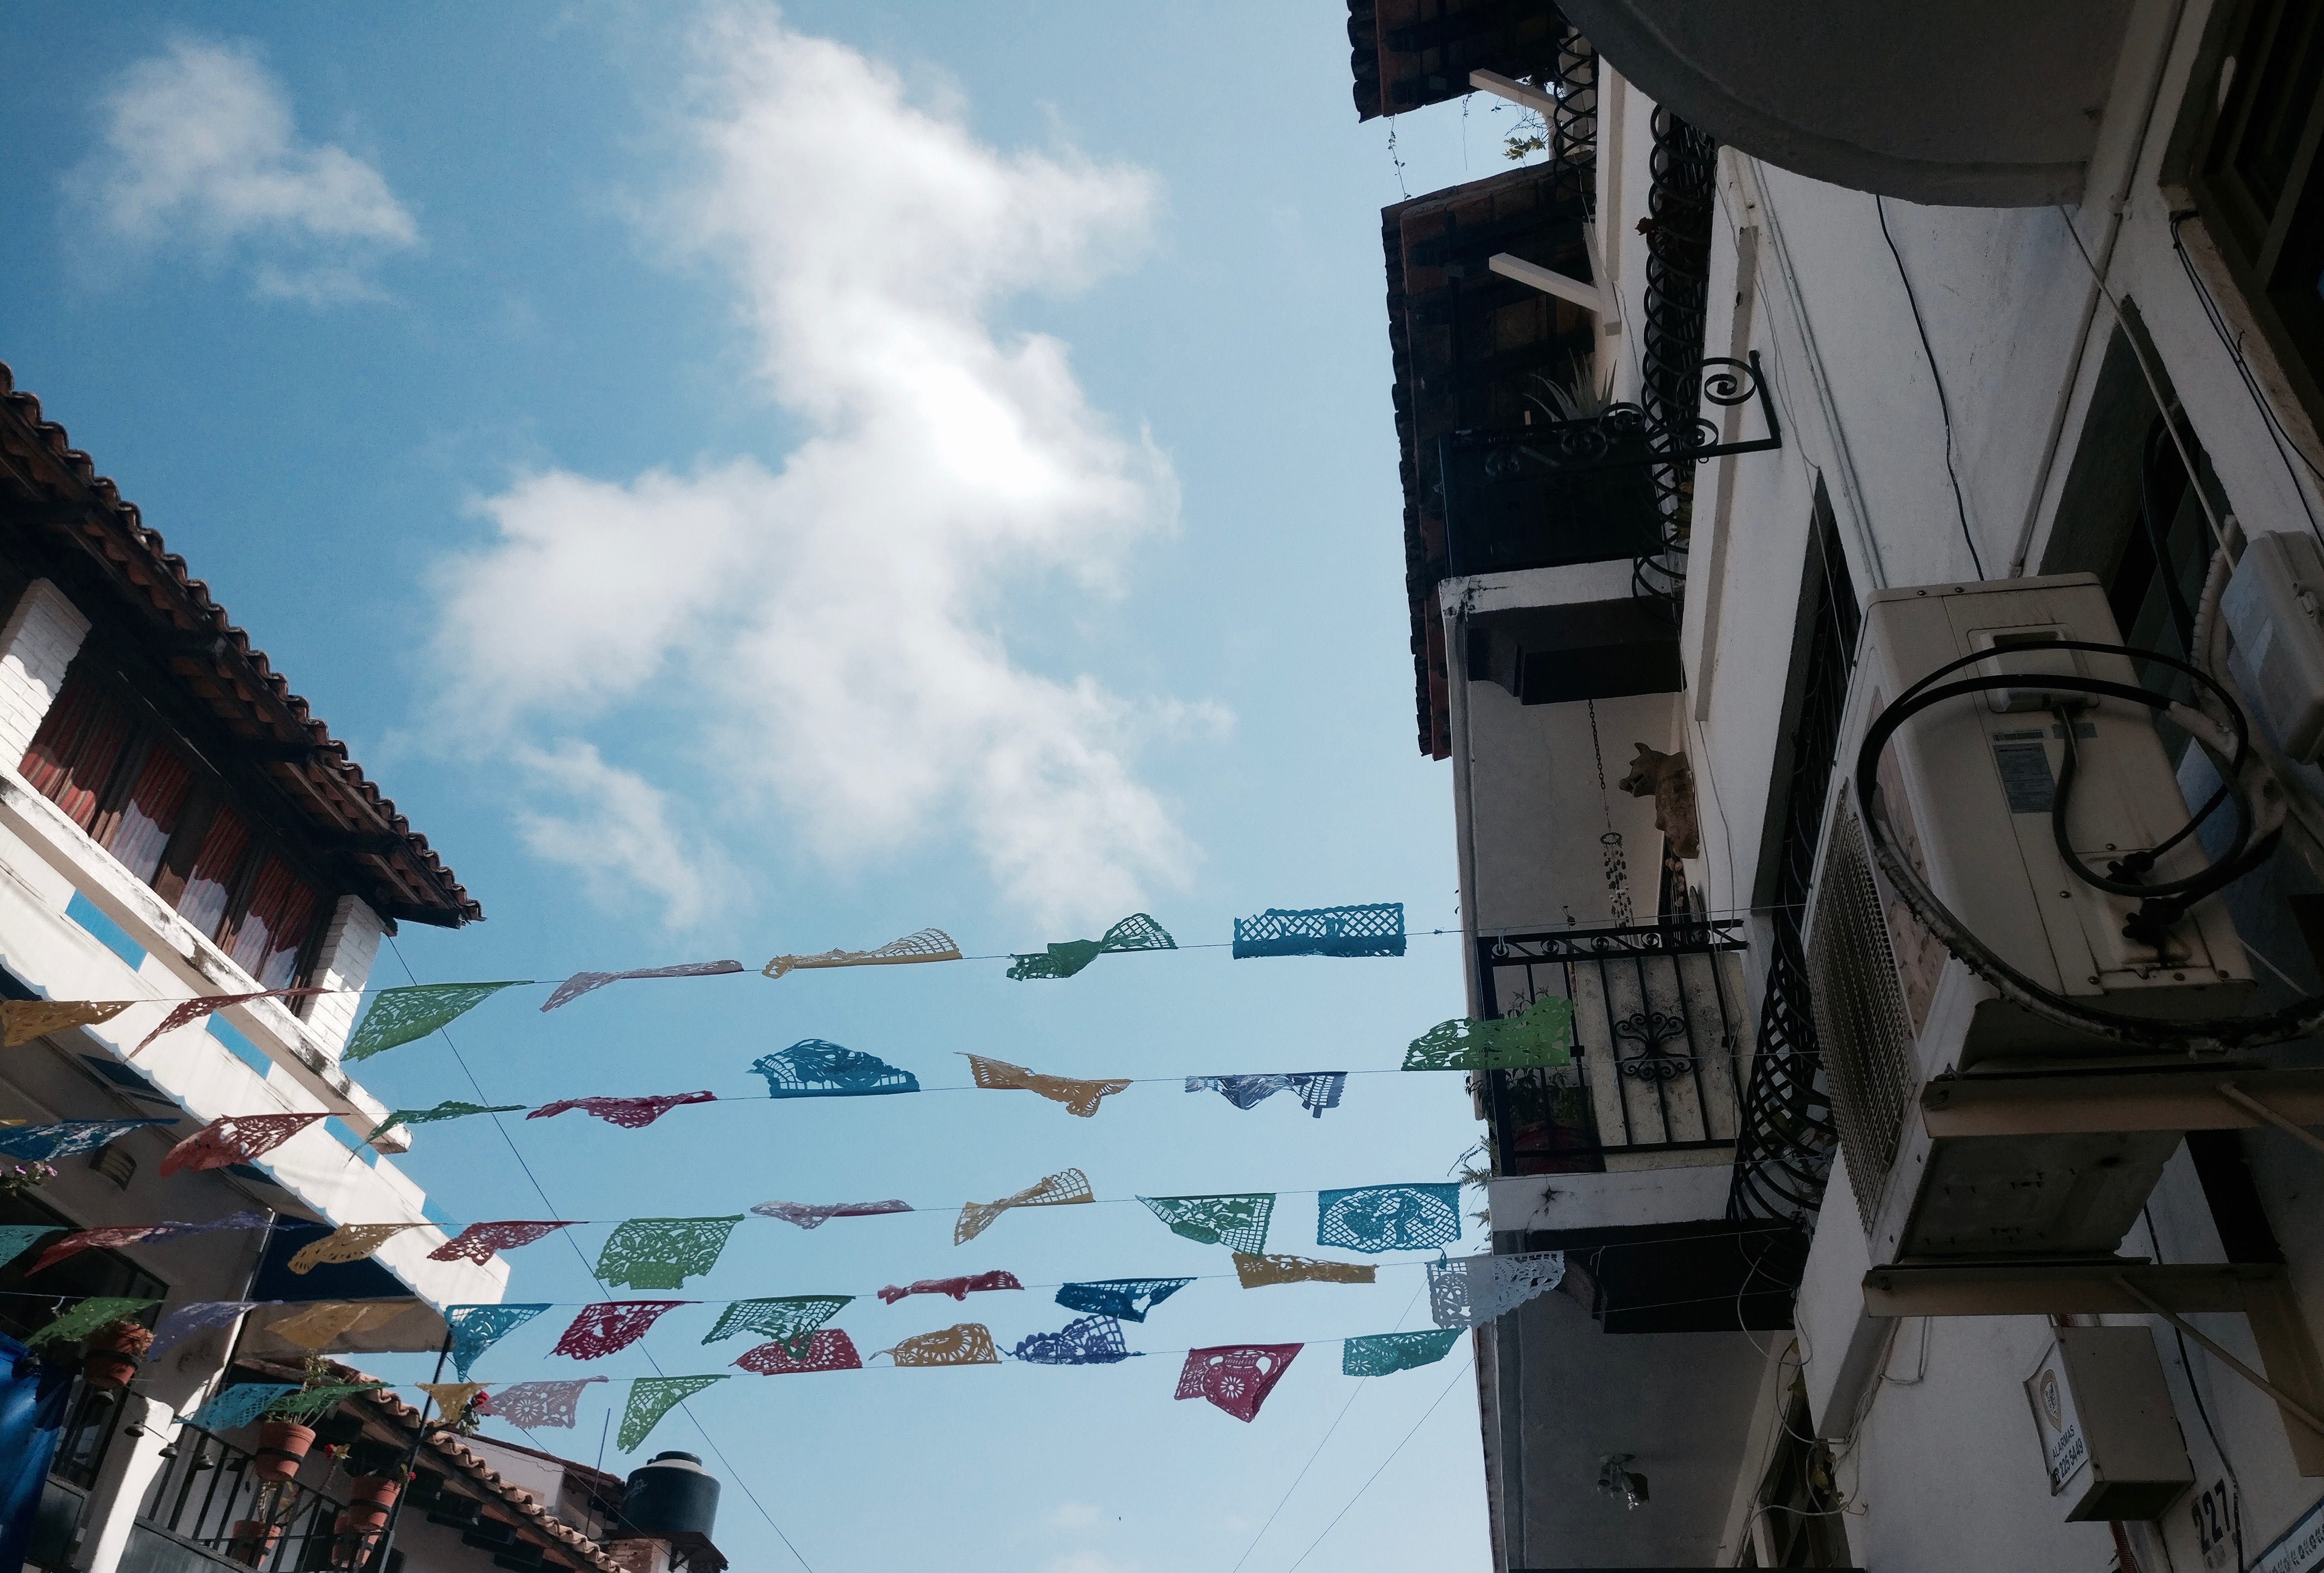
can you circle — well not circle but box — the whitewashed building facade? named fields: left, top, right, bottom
left=1352, top=1, right=2324, bottom=1567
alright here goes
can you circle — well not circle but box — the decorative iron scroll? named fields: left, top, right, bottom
left=1231, top=904, right=1405, bottom=959
left=1612, top=1009, right=1694, bottom=1081
left=1479, top=919, right=1746, bottom=961
left=1450, top=354, right=1778, bottom=482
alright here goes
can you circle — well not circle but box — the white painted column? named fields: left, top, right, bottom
left=304, top=894, right=386, bottom=1057
left=0, top=579, right=92, bottom=764
left=74, top=1393, right=176, bottom=1573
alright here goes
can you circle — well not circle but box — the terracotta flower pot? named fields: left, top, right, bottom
left=342, top=1476, right=399, bottom=1532
left=253, top=1420, right=315, bottom=1480
left=227, top=1519, right=282, bottom=1567
left=81, top=1348, right=139, bottom=1391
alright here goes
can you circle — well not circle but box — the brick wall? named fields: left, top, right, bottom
left=305, top=893, right=386, bottom=1056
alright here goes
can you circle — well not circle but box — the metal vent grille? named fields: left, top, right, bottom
left=1805, top=804, right=1919, bottom=1231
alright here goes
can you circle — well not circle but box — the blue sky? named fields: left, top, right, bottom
left=0, top=6, right=1538, bottom=1568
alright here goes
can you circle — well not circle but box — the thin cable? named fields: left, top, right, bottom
left=1876, top=196, right=1984, bottom=578
left=2169, top=212, right=2324, bottom=541
left=1228, top=1284, right=1426, bottom=1573
left=1281, top=1352, right=1476, bottom=1572
left=2057, top=206, right=2231, bottom=555
left=2149, top=1206, right=2244, bottom=1572
left=388, top=938, right=817, bottom=1573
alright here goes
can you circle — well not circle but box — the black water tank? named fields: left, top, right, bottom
left=621, top=1452, right=720, bottom=1540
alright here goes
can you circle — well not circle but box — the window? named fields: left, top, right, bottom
left=177, top=802, right=254, bottom=938
left=232, top=852, right=324, bottom=989
left=106, top=741, right=194, bottom=882
left=19, top=675, right=135, bottom=831
left=21, top=666, right=329, bottom=990
left=2186, top=1, right=2324, bottom=432
left=2045, top=318, right=2232, bottom=763
left=1729, top=483, right=1855, bottom=1226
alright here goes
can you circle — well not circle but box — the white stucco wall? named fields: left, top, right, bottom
left=1461, top=0, right=2324, bottom=1561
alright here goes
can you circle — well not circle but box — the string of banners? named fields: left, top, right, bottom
left=0, top=995, right=1574, bottom=1180
left=0, top=903, right=1427, bottom=1064
left=32, top=1248, right=1562, bottom=1447
left=0, top=1175, right=1479, bottom=1283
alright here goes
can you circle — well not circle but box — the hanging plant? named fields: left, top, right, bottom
left=80, top=1317, right=153, bottom=1391
left=0, top=1159, right=57, bottom=1199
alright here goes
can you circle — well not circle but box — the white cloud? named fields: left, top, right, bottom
left=430, top=12, right=1210, bottom=928
left=1043, top=1555, right=1134, bottom=1573
left=70, top=39, right=417, bottom=298
left=505, top=740, right=730, bottom=930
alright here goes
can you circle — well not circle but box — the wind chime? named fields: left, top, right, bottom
left=1587, top=700, right=1632, bottom=926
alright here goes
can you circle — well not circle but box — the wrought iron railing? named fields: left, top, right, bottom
left=1474, top=921, right=1750, bottom=1175
left=1726, top=499, right=1858, bottom=1226
left=137, top=1424, right=356, bottom=1570
left=1635, top=107, right=1722, bottom=608
left=1435, top=355, right=1778, bottom=581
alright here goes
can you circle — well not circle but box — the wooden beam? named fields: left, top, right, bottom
left=1862, top=1261, right=2324, bottom=1474
left=1470, top=68, right=1558, bottom=118
left=1918, top=1066, right=2324, bottom=1138
left=1489, top=252, right=1604, bottom=315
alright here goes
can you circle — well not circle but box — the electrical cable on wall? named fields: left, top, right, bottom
left=1876, top=197, right=1985, bottom=579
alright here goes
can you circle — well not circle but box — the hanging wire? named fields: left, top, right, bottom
left=388, top=938, right=818, bottom=1573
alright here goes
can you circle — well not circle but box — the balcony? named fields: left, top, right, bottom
left=117, top=1423, right=351, bottom=1573
left=1475, top=921, right=1805, bottom=1334
left=1476, top=920, right=1749, bottom=1176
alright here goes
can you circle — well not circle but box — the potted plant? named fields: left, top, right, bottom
left=0, top=1158, right=57, bottom=1198
left=339, top=1446, right=409, bottom=1529
left=253, top=1358, right=338, bottom=1480
left=226, top=1517, right=283, bottom=1567
left=80, top=1317, right=153, bottom=1391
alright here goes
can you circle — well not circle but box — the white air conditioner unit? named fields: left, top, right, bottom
left=1801, top=573, right=2254, bottom=1260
